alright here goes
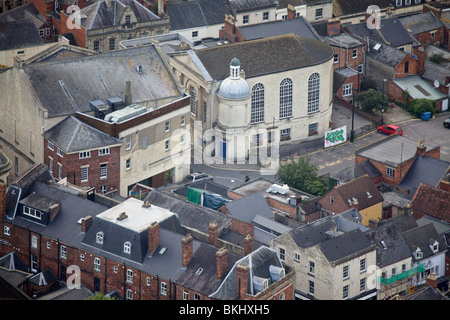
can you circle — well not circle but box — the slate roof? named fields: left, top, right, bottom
left=238, top=17, right=320, bottom=41
left=366, top=42, right=408, bottom=67
left=320, top=228, right=374, bottom=264
left=401, top=223, right=446, bottom=262
left=194, top=34, right=333, bottom=80
left=166, top=0, right=232, bottom=30
left=144, top=189, right=232, bottom=235
left=0, top=252, right=29, bottom=273
left=224, top=192, right=273, bottom=223
left=23, top=45, right=180, bottom=118
left=411, top=183, right=450, bottom=223
left=398, top=155, right=450, bottom=200
left=399, top=11, right=443, bottom=35
left=209, top=246, right=284, bottom=299
left=331, top=174, right=384, bottom=211
left=43, top=116, right=122, bottom=153
left=0, top=19, right=43, bottom=50
left=228, top=0, right=278, bottom=13
left=423, top=60, right=450, bottom=87
left=79, top=0, right=160, bottom=30
left=175, top=243, right=240, bottom=296
left=346, top=17, right=416, bottom=48
left=333, top=0, right=393, bottom=17
left=355, top=135, right=431, bottom=167
left=364, top=214, right=416, bottom=267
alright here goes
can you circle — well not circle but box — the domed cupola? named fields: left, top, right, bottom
left=218, top=58, right=251, bottom=100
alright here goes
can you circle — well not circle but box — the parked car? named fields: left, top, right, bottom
left=185, top=172, right=214, bottom=182
left=444, top=117, right=450, bottom=128
left=377, top=124, right=403, bottom=136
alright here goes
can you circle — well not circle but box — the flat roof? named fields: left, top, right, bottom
left=96, top=197, right=174, bottom=232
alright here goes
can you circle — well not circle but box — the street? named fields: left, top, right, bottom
left=187, top=110, right=450, bottom=190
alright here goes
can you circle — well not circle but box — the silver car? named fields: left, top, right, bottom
left=185, top=172, right=214, bottom=182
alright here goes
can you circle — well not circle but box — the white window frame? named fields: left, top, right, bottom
left=243, top=15, right=249, bottom=24
left=251, top=83, right=265, bottom=124
left=160, top=282, right=167, bottom=296
left=79, top=151, right=91, bottom=159
left=57, top=148, right=63, bottom=158
left=23, top=206, right=42, bottom=220
left=81, top=166, right=89, bottom=182
left=124, top=241, right=132, bottom=254
left=48, top=156, right=53, bottom=174
left=307, top=73, right=320, bottom=114
left=279, top=78, right=293, bottom=119
left=294, top=252, right=300, bottom=262
left=98, top=147, right=110, bottom=156
left=48, top=141, right=54, bottom=151
left=263, top=11, right=269, bottom=21
left=343, top=83, right=353, bottom=97
left=60, top=245, right=67, bottom=260
left=181, top=115, right=186, bottom=126
left=94, top=257, right=101, bottom=271
left=126, top=139, right=131, bottom=150
left=309, top=261, right=315, bottom=275
left=100, top=163, right=108, bottom=179
left=126, top=159, right=131, bottom=170
left=127, top=269, right=133, bottom=283
left=31, top=235, right=38, bottom=249
left=360, top=258, right=366, bottom=272
left=352, top=49, right=358, bottom=58
left=386, top=167, right=395, bottom=178
left=308, top=280, right=314, bottom=295
left=165, top=121, right=170, bottom=132
left=96, top=231, right=104, bottom=244
left=183, top=290, right=188, bottom=300
left=57, top=163, right=62, bottom=180
left=343, top=285, right=349, bottom=299
left=279, top=247, right=285, bottom=261
left=126, top=289, right=133, bottom=300
left=4, top=226, right=10, bottom=236
left=334, top=54, right=339, bottom=64
left=164, top=139, right=170, bottom=151
left=343, top=265, right=349, bottom=279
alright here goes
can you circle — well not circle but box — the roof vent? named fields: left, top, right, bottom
left=142, top=201, right=151, bottom=208
left=58, top=80, right=65, bottom=86
left=117, top=212, right=128, bottom=221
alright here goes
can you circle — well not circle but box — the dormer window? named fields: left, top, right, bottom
left=23, top=206, right=42, bottom=220
left=96, top=231, right=104, bottom=244
left=429, top=239, right=439, bottom=254
left=124, top=241, right=132, bottom=254
left=413, top=247, right=423, bottom=260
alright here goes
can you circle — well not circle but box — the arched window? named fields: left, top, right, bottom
left=189, top=86, right=197, bottom=115
left=96, top=231, right=104, bottom=245
left=124, top=241, right=132, bottom=254
left=251, top=83, right=265, bottom=124
left=307, top=73, right=320, bottom=114
left=279, top=78, right=293, bottom=119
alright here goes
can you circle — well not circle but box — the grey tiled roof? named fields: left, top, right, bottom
left=224, top=192, right=273, bottom=223
left=401, top=223, right=446, bottom=261
left=23, top=45, right=180, bottom=118
left=0, top=19, right=43, bottom=50
left=228, top=0, right=277, bottom=13
left=43, top=116, right=122, bottom=153
left=195, top=34, right=333, bottom=80
left=238, top=17, right=320, bottom=41
left=80, top=0, right=159, bottom=30
left=399, top=12, right=443, bottom=35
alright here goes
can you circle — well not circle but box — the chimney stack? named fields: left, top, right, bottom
left=125, top=80, right=132, bottom=105
left=417, top=139, right=426, bottom=157
left=244, top=234, right=253, bottom=256
left=426, top=273, right=437, bottom=289
left=208, top=221, right=219, bottom=247
left=216, top=247, right=228, bottom=280
left=0, top=182, right=6, bottom=221
left=49, top=204, right=60, bottom=222
left=157, top=0, right=164, bottom=16
left=287, top=4, right=296, bottom=20
left=147, top=222, right=160, bottom=256
left=236, top=263, right=249, bottom=299
left=413, top=46, right=425, bottom=76
left=81, top=216, right=93, bottom=232
left=327, top=17, right=341, bottom=36
left=181, top=233, right=193, bottom=267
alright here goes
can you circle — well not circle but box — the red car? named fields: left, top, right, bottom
left=377, top=124, right=403, bottom=136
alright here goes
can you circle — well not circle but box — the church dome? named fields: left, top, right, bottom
left=218, top=58, right=251, bottom=100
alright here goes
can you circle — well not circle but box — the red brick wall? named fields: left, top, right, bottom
left=332, top=45, right=365, bottom=71
left=317, top=189, right=349, bottom=214
left=51, top=12, right=87, bottom=48
left=43, top=139, right=121, bottom=193
left=413, top=29, right=443, bottom=47
left=393, top=54, right=419, bottom=78
left=335, top=73, right=360, bottom=100
left=231, top=219, right=254, bottom=238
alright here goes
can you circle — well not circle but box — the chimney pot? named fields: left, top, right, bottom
left=244, top=234, right=253, bottom=256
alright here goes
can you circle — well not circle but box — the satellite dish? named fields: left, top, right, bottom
left=434, top=80, right=439, bottom=88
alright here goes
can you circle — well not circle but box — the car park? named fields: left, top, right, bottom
left=377, top=124, right=403, bottom=136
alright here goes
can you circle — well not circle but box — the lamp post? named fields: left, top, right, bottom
left=381, top=108, right=384, bottom=126
left=350, top=89, right=356, bottom=142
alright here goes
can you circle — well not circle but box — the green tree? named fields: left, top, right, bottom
left=275, top=157, right=329, bottom=196
left=88, top=292, right=118, bottom=300
left=355, top=89, right=389, bottom=114
left=407, top=99, right=435, bottom=118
